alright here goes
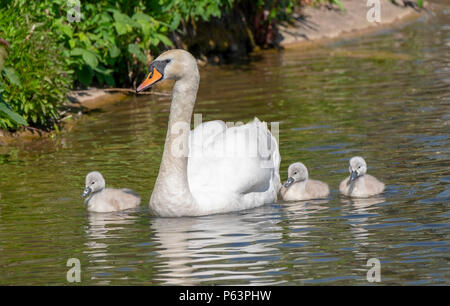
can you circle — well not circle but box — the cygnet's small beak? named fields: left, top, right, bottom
left=136, top=68, right=163, bottom=93
left=82, top=186, right=92, bottom=197
left=349, top=170, right=358, bottom=183
left=284, top=177, right=295, bottom=188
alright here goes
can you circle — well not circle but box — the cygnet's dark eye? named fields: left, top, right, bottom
left=91, top=182, right=95, bottom=185
left=294, top=172, right=297, bottom=175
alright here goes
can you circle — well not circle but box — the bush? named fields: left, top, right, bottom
left=54, top=0, right=234, bottom=87
left=0, top=1, right=72, bottom=131
left=0, top=0, right=232, bottom=131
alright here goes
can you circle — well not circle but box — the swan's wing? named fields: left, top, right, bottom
left=104, top=188, right=141, bottom=209
left=364, top=174, right=385, bottom=195
left=305, top=179, right=330, bottom=198
left=339, top=177, right=351, bottom=195
left=120, top=188, right=141, bottom=198
left=187, top=118, right=280, bottom=212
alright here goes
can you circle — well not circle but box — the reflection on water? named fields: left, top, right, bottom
left=151, top=207, right=283, bottom=285
left=0, top=4, right=449, bottom=285
left=85, top=211, right=141, bottom=285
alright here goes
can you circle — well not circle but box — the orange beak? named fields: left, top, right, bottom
left=136, top=68, right=163, bottom=93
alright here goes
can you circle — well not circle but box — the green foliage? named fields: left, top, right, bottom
left=0, top=39, right=27, bottom=128
left=55, top=1, right=165, bottom=86
left=0, top=0, right=233, bottom=131
left=168, top=0, right=233, bottom=21
left=390, top=0, right=424, bottom=8
left=0, top=99, right=28, bottom=127
left=0, top=1, right=72, bottom=130
left=331, top=0, right=344, bottom=11
left=52, top=0, right=233, bottom=87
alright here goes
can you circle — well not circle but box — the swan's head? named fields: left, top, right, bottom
left=82, top=171, right=106, bottom=197
left=136, top=49, right=198, bottom=92
left=284, top=162, right=309, bottom=188
left=348, top=156, right=367, bottom=182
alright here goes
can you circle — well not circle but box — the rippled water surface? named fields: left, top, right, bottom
left=1, top=5, right=449, bottom=285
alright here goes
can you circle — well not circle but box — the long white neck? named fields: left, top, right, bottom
left=150, top=73, right=199, bottom=217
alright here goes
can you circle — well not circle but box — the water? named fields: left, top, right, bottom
left=0, top=5, right=449, bottom=285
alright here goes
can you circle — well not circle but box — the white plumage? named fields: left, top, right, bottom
left=188, top=118, right=281, bottom=215
left=137, top=49, right=281, bottom=217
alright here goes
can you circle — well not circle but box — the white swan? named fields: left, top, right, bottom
left=136, top=49, right=281, bottom=217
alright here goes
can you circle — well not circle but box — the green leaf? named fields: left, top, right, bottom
left=169, top=12, right=181, bottom=31
left=155, top=33, right=173, bottom=46
left=114, top=21, right=127, bottom=35
left=70, top=48, right=98, bottom=68
left=127, top=43, right=146, bottom=64
left=94, top=65, right=113, bottom=76
left=70, top=47, right=85, bottom=56
left=68, top=39, right=76, bottom=49
left=77, top=65, right=94, bottom=86
left=78, top=32, right=91, bottom=46
left=113, top=11, right=134, bottom=35
left=54, top=17, right=73, bottom=37
left=3, top=67, right=21, bottom=87
left=332, top=0, right=345, bottom=11
left=109, top=44, right=120, bottom=58
left=0, top=100, right=27, bottom=126
left=132, top=12, right=152, bottom=23
left=81, top=50, right=98, bottom=68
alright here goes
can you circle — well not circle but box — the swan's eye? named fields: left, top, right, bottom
left=164, top=59, right=171, bottom=64
left=91, top=182, right=95, bottom=185
left=294, top=172, right=297, bottom=175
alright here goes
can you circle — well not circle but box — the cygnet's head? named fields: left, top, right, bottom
left=348, top=156, right=367, bottom=182
left=136, top=49, right=198, bottom=92
left=82, top=171, right=106, bottom=197
left=284, top=162, right=309, bottom=188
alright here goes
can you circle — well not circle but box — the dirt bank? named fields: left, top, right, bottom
left=277, top=0, right=423, bottom=47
